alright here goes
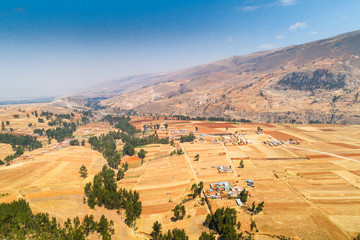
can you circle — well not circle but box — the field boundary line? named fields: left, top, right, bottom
left=221, top=142, right=238, bottom=177
left=284, top=145, right=360, bottom=163
left=180, top=143, right=210, bottom=214
left=180, top=143, right=199, bottom=183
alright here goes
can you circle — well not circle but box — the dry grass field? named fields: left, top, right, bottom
left=129, top=120, right=360, bottom=239
left=0, top=143, right=14, bottom=160
left=0, top=144, right=139, bottom=239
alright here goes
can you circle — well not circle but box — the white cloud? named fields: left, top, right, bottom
left=240, top=6, right=259, bottom=11
left=280, top=0, right=296, bottom=6
left=310, top=31, right=319, bottom=35
left=289, top=22, right=308, bottom=31
left=275, top=35, right=283, bottom=39
left=239, top=0, right=295, bottom=12
left=259, top=44, right=276, bottom=49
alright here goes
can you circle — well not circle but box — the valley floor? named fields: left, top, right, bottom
left=1, top=109, right=360, bottom=239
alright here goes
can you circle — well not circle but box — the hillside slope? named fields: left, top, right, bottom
left=58, top=31, right=360, bottom=123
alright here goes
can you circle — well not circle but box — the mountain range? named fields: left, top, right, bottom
left=52, top=30, right=360, bottom=124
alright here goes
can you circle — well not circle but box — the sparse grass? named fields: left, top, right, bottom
left=136, top=145, right=147, bottom=148
left=136, top=145, right=160, bottom=148
left=124, top=175, right=141, bottom=179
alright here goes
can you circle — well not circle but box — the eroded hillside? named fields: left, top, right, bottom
left=55, top=31, right=360, bottom=124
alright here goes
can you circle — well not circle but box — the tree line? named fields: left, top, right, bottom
left=0, top=133, right=42, bottom=150
left=0, top=133, right=42, bottom=165
left=180, top=133, right=196, bottom=143
left=0, top=199, right=114, bottom=240
left=84, top=165, right=142, bottom=227
left=89, top=129, right=168, bottom=168
left=88, top=133, right=122, bottom=168
left=45, top=122, right=77, bottom=142
left=102, top=115, right=137, bottom=135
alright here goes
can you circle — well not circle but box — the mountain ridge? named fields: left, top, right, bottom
left=54, top=30, right=360, bottom=124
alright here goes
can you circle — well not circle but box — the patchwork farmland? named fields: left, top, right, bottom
left=1, top=106, right=360, bottom=239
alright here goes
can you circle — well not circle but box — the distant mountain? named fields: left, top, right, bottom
left=55, top=30, right=360, bottom=124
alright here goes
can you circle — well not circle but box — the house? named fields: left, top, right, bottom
left=210, top=181, right=230, bottom=191
left=245, top=179, right=255, bottom=187
left=217, top=165, right=233, bottom=173
left=235, top=199, right=243, bottom=206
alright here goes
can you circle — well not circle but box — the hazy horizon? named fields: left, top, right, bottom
left=1, top=0, right=360, bottom=99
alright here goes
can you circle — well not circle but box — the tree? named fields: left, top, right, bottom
left=138, top=149, right=147, bottom=165
left=123, top=142, right=135, bottom=156
left=191, top=182, right=203, bottom=198
left=70, top=139, right=80, bottom=146
left=255, top=201, right=264, bottom=214
left=164, top=123, right=168, bottom=129
left=125, top=201, right=135, bottom=226
left=237, top=221, right=241, bottom=230
left=239, top=189, right=248, bottom=203
left=250, top=202, right=256, bottom=213
left=170, top=139, right=174, bottom=146
left=79, top=165, right=88, bottom=179
left=257, top=126, right=263, bottom=132
left=1, top=122, right=4, bottom=131
left=180, top=133, right=195, bottom=143
left=122, top=162, right=129, bottom=172
left=249, top=201, right=264, bottom=214
left=239, top=160, right=244, bottom=168
left=250, top=220, right=257, bottom=232
left=205, top=207, right=239, bottom=239
left=81, top=139, right=85, bottom=146
left=117, top=169, right=124, bottom=181
left=199, top=232, right=215, bottom=240
left=172, top=204, right=186, bottom=221
left=161, top=228, right=189, bottom=240
left=194, top=154, right=199, bottom=161
left=195, top=126, right=198, bottom=132
left=151, top=221, right=162, bottom=240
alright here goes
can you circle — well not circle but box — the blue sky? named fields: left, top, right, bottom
left=1, top=0, right=359, bottom=99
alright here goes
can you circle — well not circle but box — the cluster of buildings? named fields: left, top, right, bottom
left=203, top=180, right=255, bottom=207
left=263, top=140, right=281, bottom=146
left=204, top=181, right=246, bottom=199
left=49, top=140, right=69, bottom=151
left=221, top=134, right=252, bottom=145
left=170, top=129, right=189, bottom=141
left=264, top=139, right=300, bottom=146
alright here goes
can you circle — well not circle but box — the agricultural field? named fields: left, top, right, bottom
left=0, top=107, right=360, bottom=239
left=0, top=145, right=138, bottom=239
left=0, top=104, right=76, bottom=134
left=0, top=143, right=14, bottom=160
